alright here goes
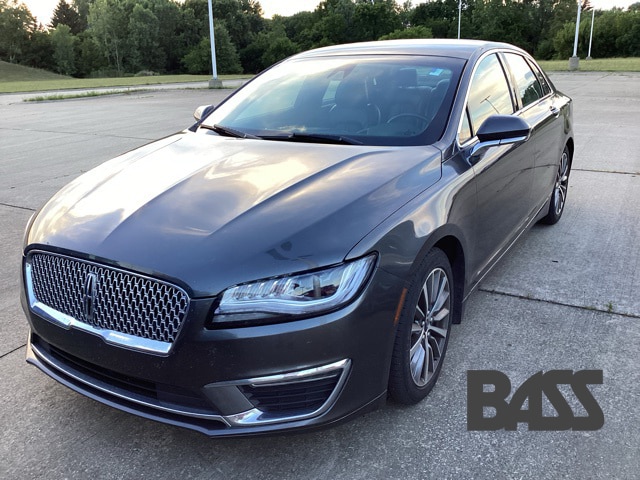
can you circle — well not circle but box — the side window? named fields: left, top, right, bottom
left=526, top=58, right=552, bottom=96
left=503, top=53, right=544, bottom=108
left=462, top=54, right=514, bottom=141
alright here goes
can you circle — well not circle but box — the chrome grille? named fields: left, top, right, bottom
left=27, top=252, right=189, bottom=347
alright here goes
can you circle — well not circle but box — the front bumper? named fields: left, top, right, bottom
left=22, top=266, right=402, bottom=436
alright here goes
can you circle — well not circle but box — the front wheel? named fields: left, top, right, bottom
left=388, top=248, right=454, bottom=405
left=540, top=145, right=571, bottom=225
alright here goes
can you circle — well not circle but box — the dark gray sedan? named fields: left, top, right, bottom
left=21, top=39, right=573, bottom=436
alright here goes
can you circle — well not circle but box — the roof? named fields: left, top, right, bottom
left=292, top=39, right=524, bottom=61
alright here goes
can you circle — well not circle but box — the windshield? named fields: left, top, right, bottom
left=201, top=55, right=465, bottom=146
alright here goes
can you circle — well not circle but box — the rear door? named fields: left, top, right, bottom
left=501, top=52, right=564, bottom=213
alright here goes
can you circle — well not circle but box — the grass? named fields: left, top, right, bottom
left=0, top=61, right=252, bottom=93
left=0, top=60, right=70, bottom=82
left=538, top=57, right=640, bottom=72
left=24, top=89, right=153, bottom=102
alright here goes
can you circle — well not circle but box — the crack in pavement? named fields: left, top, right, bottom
left=574, top=167, right=639, bottom=176
left=0, top=202, right=36, bottom=212
left=479, top=286, right=640, bottom=320
left=0, top=126, right=153, bottom=141
left=0, top=344, right=26, bottom=359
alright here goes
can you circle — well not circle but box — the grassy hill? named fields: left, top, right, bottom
left=0, top=60, right=251, bottom=94
left=0, top=60, right=70, bottom=82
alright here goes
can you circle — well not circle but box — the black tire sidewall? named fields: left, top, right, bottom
left=388, top=247, right=454, bottom=405
left=541, top=145, right=571, bottom=225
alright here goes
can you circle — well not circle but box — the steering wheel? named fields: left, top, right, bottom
left=386, top=113, right=429, bottom=129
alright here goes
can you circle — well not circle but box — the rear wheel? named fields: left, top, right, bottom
left=388, top=248, right=453, bottom=404
left=540, top=145, right=571, bottom=225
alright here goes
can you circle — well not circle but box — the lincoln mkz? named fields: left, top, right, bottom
left=21, top=40, right=573, bottom=436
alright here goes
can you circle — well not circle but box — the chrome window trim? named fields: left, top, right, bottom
left=501, top=51, right=548, bottom=112
left=455, top=48, right=549, bottom=150
left=455, top=50, right=516, bottom=149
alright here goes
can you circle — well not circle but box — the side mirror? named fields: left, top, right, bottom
left=468, top=115, right=531, bottom=164
left=476, top=114, right=530, bottom=142
left=193, top=104, right=215, bottom=122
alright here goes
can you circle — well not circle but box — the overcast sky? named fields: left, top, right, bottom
left=24, top=0, right=638, bottom=28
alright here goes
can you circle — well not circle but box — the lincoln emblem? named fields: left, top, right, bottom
left=83, top=272, right=98, bottom=323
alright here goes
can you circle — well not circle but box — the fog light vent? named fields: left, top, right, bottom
left=240, top=371, right=341, bottom=415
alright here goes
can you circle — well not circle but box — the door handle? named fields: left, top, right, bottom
left=549, top=105, right=560, bottom=117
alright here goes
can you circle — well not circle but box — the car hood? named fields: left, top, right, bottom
left=27, top=132, right=442, bottom=297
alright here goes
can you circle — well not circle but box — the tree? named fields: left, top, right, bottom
left=471, top=0, right=535, bottom=52
left=87, top=0, right=127, bottom=75
left=282, top=11, right=316, bottom=51
left=50, top=0, right=83, bottom=35
left=181, top=0, right=265, bottom=73
left=259, top=24, right=297, bottom=68
left=411, top=0, right=459, bottom=38
left=72, top=0, right=93, bottom=31
left=182, top=0, right=265, bottom=50
left=352, top=0, right=401, bottom=42
left=74, top=31, right=108, bottom=76
left=379, top=25, right=433, bottom=40
left=126, top=3, right=161, bottom=72
left=151, top=0, right=184, bottom=72
left=50, top=24, right=77, bottom=74
left=0, top=0, right=38, bottom=63
left=307, top=0, right=357, bottom=46
left=21, top=29, right=55, bottom=70
left=182, top=21, right=242, bottom=74
left=592, top=8, right=640, bottom=57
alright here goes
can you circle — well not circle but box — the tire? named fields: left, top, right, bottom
left=388, top=248, right=454, bottom=405
left=540, top=145, right=571, bottom=225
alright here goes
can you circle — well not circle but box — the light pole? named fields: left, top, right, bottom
left=569, top=0, right=581, bottom=71
left=208, top=0, right=222, bottom=88
left=587, top=8, right=595, bottom=60
left=457, top=0, right=462, bottom=39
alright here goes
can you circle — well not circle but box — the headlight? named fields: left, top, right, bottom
left=213, top=254, right=376, bottom=325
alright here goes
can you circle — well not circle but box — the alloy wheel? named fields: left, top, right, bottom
left=409, top=267, right=451, bottom=387
left=554, top=149, right=570, bottom=216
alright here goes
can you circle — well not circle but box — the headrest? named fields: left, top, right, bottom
left=396, top=68, right=418, bottom=88
left=334, top=79, right=368, bottom=107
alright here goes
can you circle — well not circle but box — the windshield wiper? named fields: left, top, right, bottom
left=201, top=124, right=261, bottom=140
left=264, top=132, right=363, bottom=145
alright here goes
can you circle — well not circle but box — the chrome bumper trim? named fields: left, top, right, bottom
left=28, top=334, right=350, bottom=428
left=28, top=337, right=230, bottom=424
left=221, top=359, right=351, bottom=426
